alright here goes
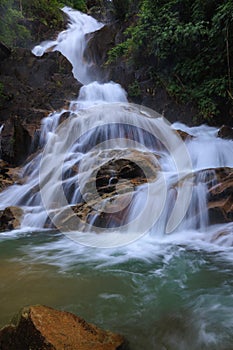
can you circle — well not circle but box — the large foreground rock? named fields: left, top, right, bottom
left=0, top=305, right=128, bottom=350
left=0, top=206, right=23, bottom=232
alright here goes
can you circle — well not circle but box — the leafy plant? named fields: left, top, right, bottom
left=128, top=80, right=141, bottom=97
left=0, top=0, right=31, bottom=47
left=107, top=0, right=233, bottom=123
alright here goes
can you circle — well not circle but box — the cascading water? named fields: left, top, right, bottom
left=1, top=6, right=233, bottom=350
left=32, top=7, right=104, bottom=84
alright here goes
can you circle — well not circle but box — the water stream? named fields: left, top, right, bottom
left=1, top=7, right=233, bottom=349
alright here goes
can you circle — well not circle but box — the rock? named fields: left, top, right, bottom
left=0, top=206, right=23, bottom=232
left=0, top=160, right=19, bottom=192
left=167, top=167, right=233, bottom=226
left=57, top=149, right=159, bottom=230
left=0, top=48, right=81, bottom=165
left=86, top=0, right=112, bottom=22
left=207, top=167, right=233, bottom=224
left=0, top=305, right=128, bottom=350
left=218, top=125, right=233, bottom=140
left=175, top=129, right=193, bottom=141
left=84, top=23, right=121, bottom=82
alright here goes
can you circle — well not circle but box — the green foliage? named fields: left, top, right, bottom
left=128, top=80, right=141, bottom=97
left=108, top=0, right=233, bottom=122
left=62, top=0, right=87, bottom=11
left=0, top=0, right=31, bottom=47
left=107, top=40, right=130, bottom=63
left=0, top=0, right=88, bottom=48
left=22, top=0, right=64, bottom=28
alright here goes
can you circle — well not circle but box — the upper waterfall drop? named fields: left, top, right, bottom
left=32, top=7, right=104, bottom=85
left=32, top=6, right=128, bottom=103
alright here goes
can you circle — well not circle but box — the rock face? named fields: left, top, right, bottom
left=0, top=48, right=81, bottom=165
left=84, top=23, right=121, bottom=82
left=0, top=206, right=23, bottom=232
left=0, top=305, right=128, bottom=350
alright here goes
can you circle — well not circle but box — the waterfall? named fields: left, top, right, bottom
left=32, top=7, right=103, bottom=84
left=0, top=7, right=233, bottom=249
left=2, top=8, right=233, bottom=350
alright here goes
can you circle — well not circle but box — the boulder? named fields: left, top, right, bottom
left=0, top=206, right=23, bottom=232
left=0, top=305, right=128, bottom=350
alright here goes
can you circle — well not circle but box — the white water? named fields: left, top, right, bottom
left=0, top=6, right=232, bottom=248
left=32, top=7, right=103, bottom=84
left=1, top=7, right=233, bottom=350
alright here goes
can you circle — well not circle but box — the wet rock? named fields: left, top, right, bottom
left=84, top=23, right=120, bottom=82
left=0, top=206, right=23, bottom=232
left=0, top=48, right=81, bottom=165
left=218, top=125, right=233, bottom=140
left=207, top=167, right=233, bottom=224
left=0, top=160, right=19, bottom=192
left=0, top=305, right=128, bottom=350
left=168, top=167, right=233, bottom=226
left=58, top=149, right=159, bottom=229
left=175, top=129, right=193, bottom=141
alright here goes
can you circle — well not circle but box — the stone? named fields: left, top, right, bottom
left=207, top=167, right=233, bottom=224
left=0, top=206, right=23, bottom=232
left=218, top=125, right=233, bottom=140
left=0, top=305, right=128, bottom=350
left=175, top=129, right=193, bottom=141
